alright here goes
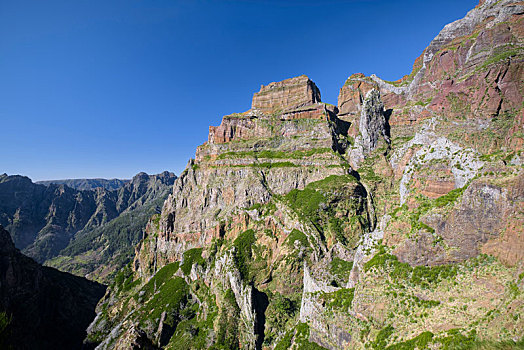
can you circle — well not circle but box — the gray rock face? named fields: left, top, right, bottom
left=347, top=89, right=390, bottom=168
left=394, top=178, right=521, bottom=266
left=359, top=89, right=389, bottom=155
left=395, top=118, right=484, bottom=205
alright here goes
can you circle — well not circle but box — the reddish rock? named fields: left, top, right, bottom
left=251, top=75, right=321, bottom=115
left=208, top=114, right=256, bottom=144
left=482, top=216, right=524, bottom=266
left=337, top=73, right=378, bottom=118
left=205, top=76, right=335, bottom=146
left=421, top=180, right=456, bottom=199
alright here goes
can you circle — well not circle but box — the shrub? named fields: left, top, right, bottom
left=330, top=257, right=353, bottom=281
left=372, top=325, right=395, bottom=349
left=285, top=188, right=324, bottom=219
left=285, top=229, right=309, bottom=249
left=324, top=288, right=355, bottom=310
left=141, top=276, right=190, bottom=328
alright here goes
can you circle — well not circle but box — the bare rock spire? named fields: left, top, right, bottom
left=359, top=89, right=389, bottom=154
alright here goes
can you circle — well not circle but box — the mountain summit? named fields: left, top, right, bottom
left=87, top=1, right=523, bottom=348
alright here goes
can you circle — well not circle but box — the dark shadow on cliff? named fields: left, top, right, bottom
left=384, top=109, right=393, bottom=141
left=253, top=287, right=269, bottom=350
left=0, top=225, right=106, bottom=350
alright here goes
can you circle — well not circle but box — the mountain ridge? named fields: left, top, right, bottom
left=36, top=177, right=130, bottom=191
left=0, top=171, right=176, bottom=282
left=85, top=1, right=523, bottom=348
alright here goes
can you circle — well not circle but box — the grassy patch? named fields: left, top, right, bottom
left=364, top=245, right=457, bottom=287
left=320, top=288, right=355, bottom=310
left=479, top=48, right=521, bottom=71
left=330, top=257, right=353, bottom=281
left=180, top=248, right=205, bottom=276
left=114, top=263, right=142, bottom=293
left=216, top=148, right=332, bottom=160
left=285, top=188, right=325, bottom=218
left=0, top=311, right=11, bottom=348
left=394, top=186, right=468, bottom=235
left=285, top=229, right=310, bottom=249
left=264, top=291, right=299, bottom=342
left=387, top=331, right=434, bottom=350
left=308, top=174, right=359, bottom=192
left=233, top=229, right=256, bottom=281
left=371, top=325, right=395, bottom=349
left=140, top=262, right=181, bottom=299
left=214, top=288, right=241, bottom=350
left=436, top=329, right=477, bottom=350
left=166, top=282, right=218, bottom=350
left=275, top=323, right=328, bottom=350
left=284, top=174, right=366, bottom=248
left=434, top=187, right=467, bottom=208
left=140, top=276, right=190, bottom=328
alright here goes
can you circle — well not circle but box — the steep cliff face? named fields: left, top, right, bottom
left=132, top=76, right=355, bottom=276
left=88, top=1, right=524, bottom=349
left=0, top=171, right=176, bottom=281
left=0, top=225, right=106, bottom=350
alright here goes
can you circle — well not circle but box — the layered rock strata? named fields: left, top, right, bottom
left=134, top=76, right=355, bottom=275
left=88, top=1, right=524, bottom=349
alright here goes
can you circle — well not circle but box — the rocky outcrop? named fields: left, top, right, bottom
left=134, top=75, right=354, bottom=273
left=359, top=89, right=390, bottom=154
left=337, top=73, right=378, bottom=119
left=338, top=1, right=524, bottom=144
left=344, top=89, right=390, bottom=168
left=251, top=75, right=321, bottom=115
left=207, top=76, right=332, bottom=145
left=0, top=225, right=106, bottom=350
left=214, top=252, right=258, bottom=349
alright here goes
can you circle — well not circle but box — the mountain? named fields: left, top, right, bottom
left=0, top=225, right=106, bottom=350
left=82, top=0, right=523, bottom=348
left=0, top=171, right=176, bottom=282
left=36, top=178, right=130, bottom=191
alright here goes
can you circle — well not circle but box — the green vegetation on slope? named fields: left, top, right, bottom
left=216, top=148, right=333, bottom=160
left=47, top=191, right=170, bottom=282
left=283, top=174, right=367, bottom=248
left=181, top=248, right=205, bottom=275
left=365, top=245, right=457, bottom=287
left=233, top=229, right=257, bottom=281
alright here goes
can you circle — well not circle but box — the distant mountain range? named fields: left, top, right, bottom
left=36, top=178, right=130, bottom=191
left=0, top=171, right=176, bottom=282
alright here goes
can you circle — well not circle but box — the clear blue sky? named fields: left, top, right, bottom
left=0, top=0, right=476, bottom=181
